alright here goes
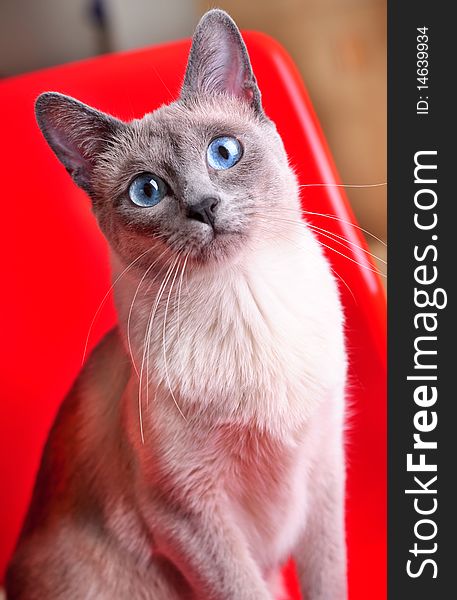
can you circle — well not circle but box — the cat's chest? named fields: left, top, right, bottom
left=128, top=244, right=345, bottom=429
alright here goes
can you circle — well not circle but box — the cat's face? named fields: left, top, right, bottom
left=91, top=96, right=294, bottom=265
left=35, top=10, right=298, bottom=268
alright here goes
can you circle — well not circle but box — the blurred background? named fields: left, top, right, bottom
left=1, top=0, right=386, bottom=273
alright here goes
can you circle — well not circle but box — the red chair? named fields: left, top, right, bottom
left=0, top=32, right=386, bottom=598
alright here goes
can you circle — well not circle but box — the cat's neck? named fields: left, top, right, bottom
left=110, top=226, right=343, bottom=438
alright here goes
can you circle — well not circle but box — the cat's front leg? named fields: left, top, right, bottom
left=293, top=445, right=347, bottom=600
left=143, top=495, right=272, bottom=600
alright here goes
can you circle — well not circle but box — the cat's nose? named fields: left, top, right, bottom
left=186, top=196, right=219, bottom=228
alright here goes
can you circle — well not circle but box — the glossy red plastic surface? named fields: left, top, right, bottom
left=0, top=32, right=386, bottom=597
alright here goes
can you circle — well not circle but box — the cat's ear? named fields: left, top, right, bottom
left=180, top=9, right=263, bottom=115
left=35, top=92, right=124, bottom=194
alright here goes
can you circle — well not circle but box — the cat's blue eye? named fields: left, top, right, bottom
left=129, top=173, right=168, bottom=207
left=207, top=136, right=242, bottom=170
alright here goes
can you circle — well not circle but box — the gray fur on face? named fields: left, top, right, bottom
left=34, top=11, right=294, bottom=269
left=94, top=96, right=292, bottom=266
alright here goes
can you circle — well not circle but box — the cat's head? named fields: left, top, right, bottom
left=35, top=10, right=299, bottom=268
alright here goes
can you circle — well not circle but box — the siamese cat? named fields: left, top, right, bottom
left=6, top=10, right=347, bottom=600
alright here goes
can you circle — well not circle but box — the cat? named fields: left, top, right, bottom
left=6, top=9, right=347, bottom=600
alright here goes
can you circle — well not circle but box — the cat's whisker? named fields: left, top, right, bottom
left=138, top=301, right=157, bottom=445
left=162, top=253, right=187, bottom=421
left=147, top=389, right=158, bottom=412
left=150, top=63, right=175, bottom=101
left=146, top=253, right=185, bottom=417
left=251, top=224, right=358, bottom=304
left=143, top=255, right=179, bottom=388
left=252, top=214, right=386, bottom=278
left=142, top=239, right=181, bottom=294
left=298, top=182, right=387, bottom=190
left=140, top=253, right=183, bottom=436
left=81, top=246, right=155, bottom=365
left=127, top=246, right=170, bottom=376
left=267, top=224, right=360, bottom=302
left=247, top=205, right=385, bottom=251
left=328, top=266, right=357, bottom=304
left=138, top=255, right=177, bottom=443
left=306, top=223, right=387, bottom=266
left=253, top=210, right=386, bottom=265
left=175, top=252, right=190, bottom=341
left=260, top=212, right=387, bottom=267
left=142, top=254, right=177, bottom=384
left=127, top=261, right=164, bottom=377
left=314, top=239, right=386, bottom=278
left=278, top=207, right=387, bottom=248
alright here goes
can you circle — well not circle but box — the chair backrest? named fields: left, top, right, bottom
left=0, top=32, right=386, bottom=598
